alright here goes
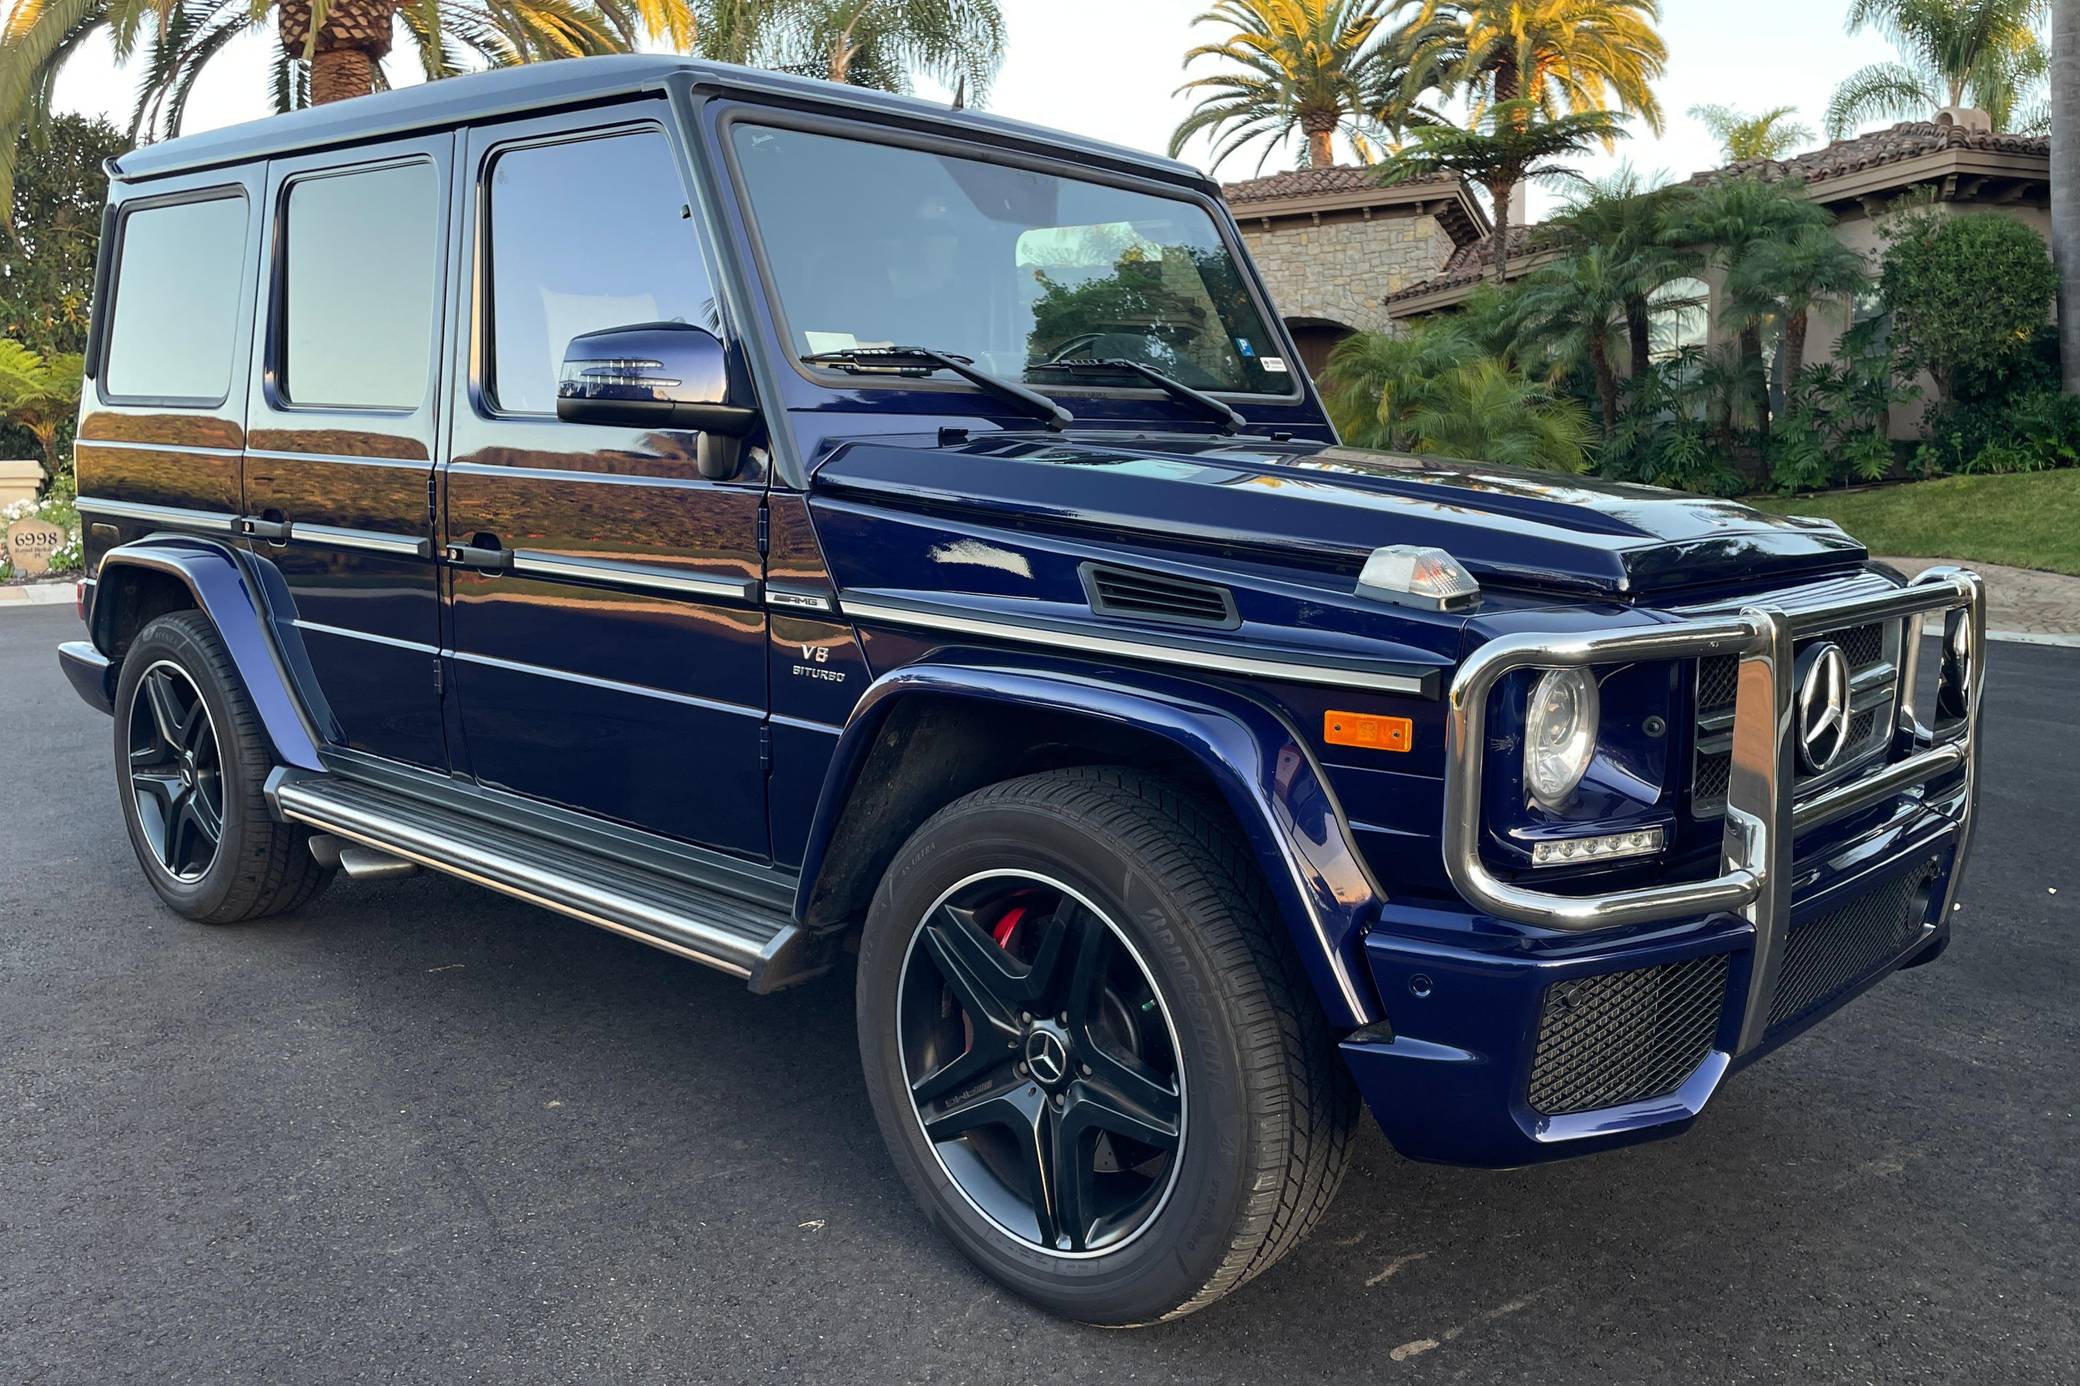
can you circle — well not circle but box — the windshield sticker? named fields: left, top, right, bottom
left=1234, top=337, right=1256, bottom=357
left=1260, top=356, right=1290, bottom=373
left=804, top=330, right=861, bottom=354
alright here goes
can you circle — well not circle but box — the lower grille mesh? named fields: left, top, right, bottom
left=1769, top=869, right=1934, bottom=1030
left=1528, top=955, right=1730, bottom=1117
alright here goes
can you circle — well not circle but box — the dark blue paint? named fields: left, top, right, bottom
left=88, top=539, right=325, bottom=772
left=797, top=655, right=1384, bottom=1027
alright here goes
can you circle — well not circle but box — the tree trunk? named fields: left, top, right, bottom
left=1488, top=178, right=1514, bottom=282
left=1307, top=128, right=1336, bottom=168
left=281, top=0, right=394, bottom=106
left=310, top=47, right=376, bottom=104
left=1589, top=332, right=1618, bottom=435
left=1625, top=295, right=1651, bottom=379
left=1782, top=309, right=1809, bottom=383
left=2055, top=0, right=2079, bottom=391
left=1739, top=323, right=1770, bottom=488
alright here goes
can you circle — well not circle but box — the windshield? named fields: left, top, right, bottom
left=729, top=123, right=1293, bottom=396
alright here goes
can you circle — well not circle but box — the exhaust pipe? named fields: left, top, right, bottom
left=308, top=834, right=420, bottom=882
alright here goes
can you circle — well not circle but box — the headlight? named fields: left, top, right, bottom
left=1524, top=667, right=1598, bottom=807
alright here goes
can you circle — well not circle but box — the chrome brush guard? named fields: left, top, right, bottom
left=1443, top=567, right=1985, bottom=1053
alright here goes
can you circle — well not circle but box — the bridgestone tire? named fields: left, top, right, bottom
left=856, top=766, right=1358, bottom=1324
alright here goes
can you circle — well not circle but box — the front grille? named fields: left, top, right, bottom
left=1691, top=619, right=1901, bottom=815
left=1527, top=954, right=1730, bottom=1116
left=1768, top=868, right=1935, bottom=1030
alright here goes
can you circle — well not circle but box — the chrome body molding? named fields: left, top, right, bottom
left=510, top=549, right=760, bottom=604
left=75, top=437, right=244, bottom=459
left=290, top=523, right=432, bottom=558
left=1441, top=567, right=1985, bottom=1056
left=75, top=497, right=239, bottom=534
left=838, top=594, right=1439, bottom=697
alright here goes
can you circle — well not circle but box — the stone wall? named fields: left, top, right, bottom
left=1237, top=213, right=1457, bottom=336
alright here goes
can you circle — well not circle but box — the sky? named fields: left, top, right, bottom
left=50, top=0, right=1928, bottom=221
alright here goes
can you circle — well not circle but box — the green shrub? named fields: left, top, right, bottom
left=1880, top=210, right=2058, bottom=404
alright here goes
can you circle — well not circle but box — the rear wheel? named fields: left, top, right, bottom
left=856, top=767, right=1357, bottom=1324
left=112, top=611, right=332, bottom=923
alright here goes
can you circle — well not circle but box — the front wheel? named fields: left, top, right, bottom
left=856, top=767, right=1357, bottom=1324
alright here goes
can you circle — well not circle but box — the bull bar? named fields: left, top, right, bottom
left=1443, top=566, right=1985, bottom=1055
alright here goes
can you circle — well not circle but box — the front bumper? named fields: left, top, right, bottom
left=1345, top=567, right=1985, bottom=1167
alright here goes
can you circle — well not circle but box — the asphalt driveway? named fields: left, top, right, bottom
left=3, top=601, right=2075, bottom=1384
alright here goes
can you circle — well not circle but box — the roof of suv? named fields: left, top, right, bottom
left=112, top=54, right=1211, bottom=190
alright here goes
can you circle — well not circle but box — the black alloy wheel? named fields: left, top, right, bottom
left=126, top=659, right=225, bottom=882
left=897, top=870, right=1186, bottom=1257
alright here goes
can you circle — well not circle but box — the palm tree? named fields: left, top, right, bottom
left=1407, top=0, right=1669, bottom=136
left=1321, top=320, right=1591, bottom=468
left=0, top=0, right=693, bottom=209
left=1548, top=164, right=1692, bottom=377
left=1376, top=96, right=1625, bottom=280
left=2053, top=0, right=2076, bottom=390
left=1668, top=174, right=1834, bottom=477
left=1825, top=0, right=2052, bottom=136
left=1507, top=242, right=1638, bottom=433
left=1689, top=102, right=1815, bottom=161
left=744, top=0, right=1005, bottom=96
left=1169, top=0, right=1435, bottom=171
left=1728, top=224, right=1869, bottom=380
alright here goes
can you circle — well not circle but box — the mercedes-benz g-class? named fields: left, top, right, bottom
left=57, top=55, right=1986, bottom=1324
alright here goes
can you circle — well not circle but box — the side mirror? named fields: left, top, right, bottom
left=556, top=322, right=756, bottom=479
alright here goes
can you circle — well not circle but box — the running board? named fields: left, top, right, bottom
left=270, top=773, right=823, bottom=993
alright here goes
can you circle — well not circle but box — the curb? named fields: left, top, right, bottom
left=0, top=583, right=72, bottom=607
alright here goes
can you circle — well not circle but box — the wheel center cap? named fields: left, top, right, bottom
left=1023, top=1025, right=1071, bottom=1087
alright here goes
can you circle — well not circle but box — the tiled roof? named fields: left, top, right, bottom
left=1221, top=163, right=1459, bottom=205
left=1384, top=119, right=2052, bottom=311
left=1690, top=119, right=2049, bottom=192
left=1382, top=225, right=1555, bottom=305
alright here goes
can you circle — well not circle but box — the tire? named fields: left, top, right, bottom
left=111, top=610, right=333, bottom=924
left=855, top=766, right=1358, bottom=1325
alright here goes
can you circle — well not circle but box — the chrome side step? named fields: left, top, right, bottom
left=271, top=774, right=822, bottom=993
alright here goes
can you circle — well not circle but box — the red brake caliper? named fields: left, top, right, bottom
left=991, top=903, right=1029, bottom=949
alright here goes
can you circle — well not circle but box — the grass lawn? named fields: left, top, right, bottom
left=1760, top=470, right=2080, bottom=577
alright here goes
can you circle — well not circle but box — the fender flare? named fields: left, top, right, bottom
left=798, top=654, right=1385, bottom=1027
left=90, top=537, right=325, bottom=772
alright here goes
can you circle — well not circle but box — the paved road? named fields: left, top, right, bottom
left=3, top=602, right=2075, bottom=1385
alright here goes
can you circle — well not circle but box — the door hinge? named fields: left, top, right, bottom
left=756, top=504, right=770, bottom=556
left=433, top=658, right=443, bottom=695
left=426, top=474, right=438, bottom=530
left=758, top=723, right=771, bottom=772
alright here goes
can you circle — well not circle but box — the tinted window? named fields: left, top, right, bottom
left=731, top=124, right=1290, bottom=395
left=283, top=162, right=440, bottom=409
left=487, top=130, right=714, bottom=414
left=103, top=195, right=248, bottom=402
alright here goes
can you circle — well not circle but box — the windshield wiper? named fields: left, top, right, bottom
left=1028, top=357, right=1249, bottom=432
left=802, top=346, right=1074, bottom=431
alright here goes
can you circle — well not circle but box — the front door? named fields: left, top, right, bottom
left=440, top=106, right=770, bottom=858
left=242, top=135, right=452, bottom=769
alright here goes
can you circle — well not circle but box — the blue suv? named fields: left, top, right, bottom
left=57, top=56, right=1987, bottom=1324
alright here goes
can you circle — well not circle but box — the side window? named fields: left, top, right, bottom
left=103, top=194, right=248, bottom=403
left=485, top=129, right=714, bottom=415
left=281, top=161, right=440, bottom=409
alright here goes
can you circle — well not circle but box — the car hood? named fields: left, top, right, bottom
left=811, top=431, right=1866, bottom=600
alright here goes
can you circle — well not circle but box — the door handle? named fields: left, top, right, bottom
left=445, top=539, right=511, bottom=572
left=237, top=515, right=292, bottom=543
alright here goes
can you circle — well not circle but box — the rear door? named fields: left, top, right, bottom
left=440, top=105, right=770, bottom=857
left=242, top=136, right=452, bottom=769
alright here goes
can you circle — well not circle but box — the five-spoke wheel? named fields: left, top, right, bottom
left=898, top=871, right=1185, bottom=1256
left=125, top=660, right=225, bottom=882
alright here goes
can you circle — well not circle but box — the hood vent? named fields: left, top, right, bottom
left=1080, top=562, right=1239, bottom=629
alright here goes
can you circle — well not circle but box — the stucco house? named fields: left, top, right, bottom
left=1227, top=116, right=2053, bottom=437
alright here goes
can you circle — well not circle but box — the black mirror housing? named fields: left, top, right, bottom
left=556, top=322, right=758, bottom=466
